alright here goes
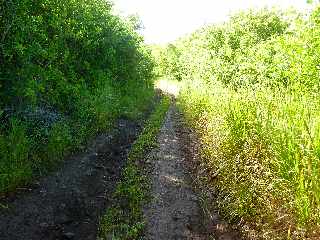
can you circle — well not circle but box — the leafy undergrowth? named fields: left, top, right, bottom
left=153, top=7, right=320, bottom=239
left=0, top=0, right=155, bottom=194
left=98, top=96, right=170, bottom=240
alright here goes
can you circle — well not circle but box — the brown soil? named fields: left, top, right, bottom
left=143, top=103, right=242, bottom=240
left=0, top=119, right=142, bottom=240
left=0, top=98, right=242, bottom=240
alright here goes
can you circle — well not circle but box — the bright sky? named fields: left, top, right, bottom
left=113, top=0, right=310, bottom=44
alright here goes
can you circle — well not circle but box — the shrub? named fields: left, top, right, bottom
left=156, top=7, right=320, bottom=239
left=0, top=0, right=155, bottom=193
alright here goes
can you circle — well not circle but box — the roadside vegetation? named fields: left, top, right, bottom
left=154, top=6, right=320, bottom=239
left=98, top=96, right=170, bottom=240
left=0, top=0, right=155, bottom=193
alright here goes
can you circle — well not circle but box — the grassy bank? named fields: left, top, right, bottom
left=154, top=7, right=320, bottom=239
left=98, top=96, right=170, bottom=240
left=177, top=80, right=320, bottom=239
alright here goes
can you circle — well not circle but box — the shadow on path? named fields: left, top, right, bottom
left=0, top=119, right=141, bottom=240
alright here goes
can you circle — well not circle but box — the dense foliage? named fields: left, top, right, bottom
left=156, top=7, right=320, bottom=239
left=0, top=0, right=155, bottom=192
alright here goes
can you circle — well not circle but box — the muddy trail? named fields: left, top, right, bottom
left=0, top=100, right=241, bottom=240
left=0, top=119, right=142, bottom=240
left=144, top=103, right=241, bottom=240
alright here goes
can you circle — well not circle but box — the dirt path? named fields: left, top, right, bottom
left=0, top=98, right=241, bottom=240
left=144, top=103, right=242, bottom=240
left=0, top=119, right=142, bottom=240
left=144, top=104, right=210, bottom=240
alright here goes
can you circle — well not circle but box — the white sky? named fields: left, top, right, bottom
left=113, top=0, right=310, bottom=44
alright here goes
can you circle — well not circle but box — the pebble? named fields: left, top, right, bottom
left=60, top=203, right=67, bottom=209
left=39, top=222, right=49, bottom=228
left=89, top=153, right=98, bottom=161
left=63, top=232, right=75, bottom=239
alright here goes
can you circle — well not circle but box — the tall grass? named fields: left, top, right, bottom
left=177, top=80, right=320, bottom=238
left=153, top=7, right=320, bottom=238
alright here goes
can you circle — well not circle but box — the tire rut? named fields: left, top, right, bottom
left=0, top=119, right=142, bottom=240
left=144, top=104, right=209, bottom=240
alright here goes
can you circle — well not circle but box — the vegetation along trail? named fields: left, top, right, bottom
left=3, top=0, right=320, bottom=239
left=0, top=94, right=239, bottom=240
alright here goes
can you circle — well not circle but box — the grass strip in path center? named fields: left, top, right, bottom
left=98, top=96, right=171, bottom=240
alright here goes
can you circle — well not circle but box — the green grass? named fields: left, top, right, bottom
left=151, top=7, right=320, bottom=238
left=0, top=119, right=32, bottom=192
left=0, top=0, right=155, bottom=195
left=0, top=85, right=155, bottom=194
left=98, top=96, right=170, bottom=240
left=177, top=79, right=320, bottom=239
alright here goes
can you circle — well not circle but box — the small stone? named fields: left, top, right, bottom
left=39, top=222, right=49, bottom=228
left=60, top=203, right=67, bottom=209
left=89, top=153, right=98, bottom=161
left=56, top=214, right=72, bottom=224
left=63, top=232, right=75, bottom=239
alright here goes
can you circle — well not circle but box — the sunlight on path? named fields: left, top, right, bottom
left=155, top=79, right=181, bottom=97
left=144, top=105, right=208, bottom=239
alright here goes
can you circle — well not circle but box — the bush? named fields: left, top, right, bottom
left=0, top=0, right=155, bottom=193
left=156, top=7, right=320, bottom=239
